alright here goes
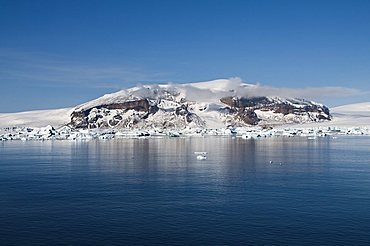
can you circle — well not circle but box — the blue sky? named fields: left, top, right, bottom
left=1, top=0, right=370, bottom=112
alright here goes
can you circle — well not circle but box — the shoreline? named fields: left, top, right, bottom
left=1, top=124, right=369, bottom=141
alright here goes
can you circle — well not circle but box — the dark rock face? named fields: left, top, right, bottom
left=68, top=90, right=331, bottom=129
left=271, top=103, right=329, bottom=119
left=219, top=97, right=235, bottom=108
left=220, top=96, right=331, bottom=124
left=175, top=104, right=188, bottom=116
left=186, top=113, right=204, bottom=125
left=108, top=118, right=120, bottom=127
left=68, top=97, right=206, bottom=129
left=273, top=103, right=295, bottom=115
left=113, top=115, right=123, bottom=121
left=96, top=99, right=151, bottom=112
left=220, top=96, right=267, bottom=125
left=69, top=99, right=158, bottom=129
left=220, top=96, right=271, bottom=108
left=237, top=109, right=260, bottom=125
left=70, top=111, right=89, bottom=129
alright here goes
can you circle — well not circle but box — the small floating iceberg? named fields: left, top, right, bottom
left=168, top=131, right=180, bottom=137
left=194, top=151, right=207, bottom=160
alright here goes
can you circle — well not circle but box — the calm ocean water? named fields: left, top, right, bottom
left=1, top=136, right=370, bottom=245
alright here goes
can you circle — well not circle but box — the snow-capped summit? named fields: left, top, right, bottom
left=0, top=78, right=333, bottom=130
left=68, top=78, right=331, bottom=129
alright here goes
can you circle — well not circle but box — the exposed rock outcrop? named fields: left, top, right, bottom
left=68, top=82, right=331, bottom=129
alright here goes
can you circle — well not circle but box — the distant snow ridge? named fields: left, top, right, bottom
left=68, top=79, right=331, bottom=130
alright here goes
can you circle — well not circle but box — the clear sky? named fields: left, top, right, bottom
left=1, top=0, right=370, bottom=112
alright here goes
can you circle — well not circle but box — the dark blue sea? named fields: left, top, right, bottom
left=1, top=136, right=370, bottom=245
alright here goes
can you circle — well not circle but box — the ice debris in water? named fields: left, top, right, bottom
left=0, top=125, right=369, bottom=141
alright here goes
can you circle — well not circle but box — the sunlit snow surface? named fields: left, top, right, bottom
left=0, top=79, right=369, bottom=140
left=0, top=108, right=73, bottom=128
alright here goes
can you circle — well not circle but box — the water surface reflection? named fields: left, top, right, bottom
left=1, top=137, right=370, bottom=245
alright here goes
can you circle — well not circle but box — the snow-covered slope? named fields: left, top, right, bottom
left=69, top=79, right=330, bottom=129
left=285, top=102, right=370, bottom=128
left=0, top=108, right=73, bottom=128
left=0, top=79, right=332, bottom=130
left=332, top=102, right=370, bottom=115
left=330, top=102, right=370, bottom=127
